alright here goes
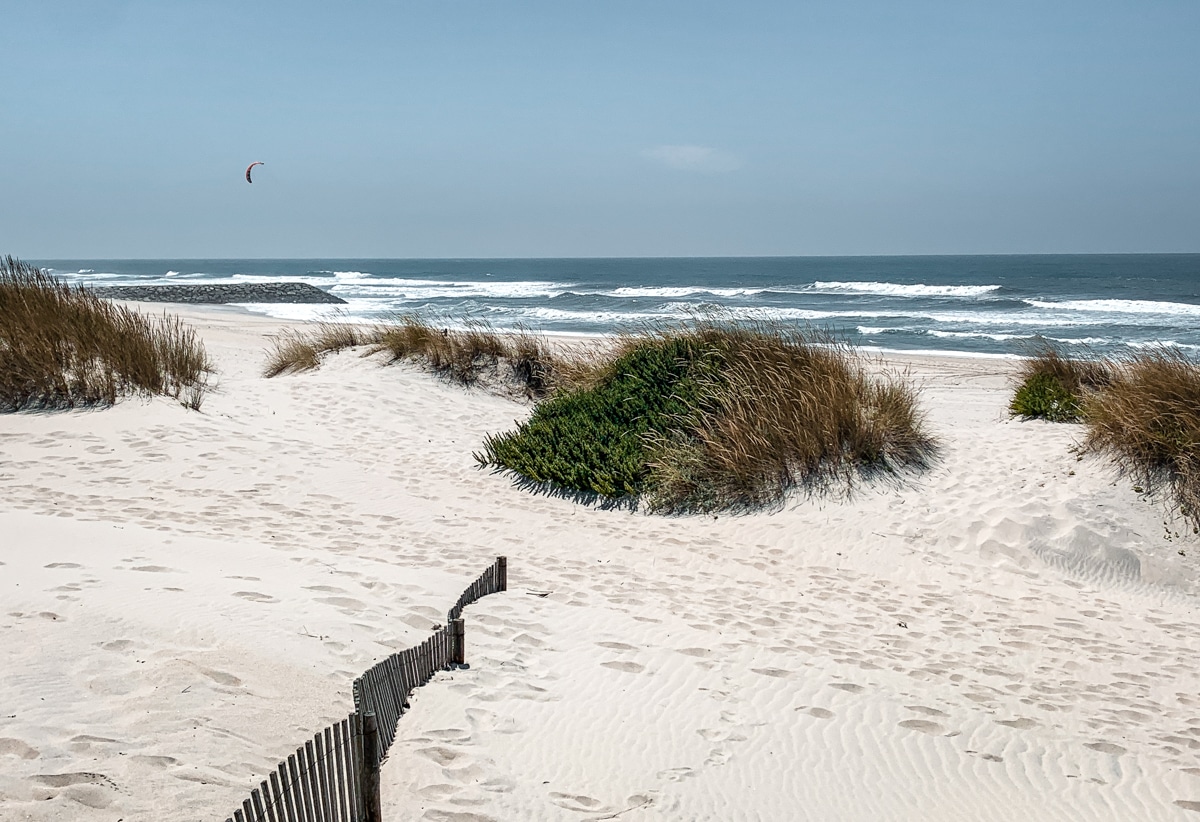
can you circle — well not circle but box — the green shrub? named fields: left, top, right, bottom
left=1010, top=372, right=1084, bottom=422
left=475, top=335, right=713, bottom=497
left=0, top=256, right=211, bottom=411
left=1010, top=340, right=1112, bottom=422
left=476, top=322, right=936, bottom=512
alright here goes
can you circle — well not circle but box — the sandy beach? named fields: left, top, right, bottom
left=3, top=305, right=1199, bottom=821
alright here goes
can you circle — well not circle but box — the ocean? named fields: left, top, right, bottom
left=36, top=255, right=1200, bottom=358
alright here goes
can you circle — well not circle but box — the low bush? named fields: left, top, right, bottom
left=476, top=321, right=937, bottom=512
left=1010, top=340, right=1112, bottom=422
left=1083, top=348, right=1200, bottom=532
left=476, top=333, right=713, bottom=498
left=0, top=256, right=211, bottom=411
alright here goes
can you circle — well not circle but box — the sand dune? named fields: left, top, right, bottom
left=2, top=306, right=1198, bottom=820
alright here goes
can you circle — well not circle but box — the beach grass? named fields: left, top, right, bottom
left=0, top=256, right=211, bottom=411
left=264, top=316, right=567, bottom=398
left=1082, top=348, right=1200, bottom=532
left=264, top=323, right=371, bottom=377
left=476, top=321, right=937, bottom=513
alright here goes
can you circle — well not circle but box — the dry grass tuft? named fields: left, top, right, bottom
left=263, top=322, right=370, bottom=377
left=265, top=315, right=572, bottom=399
left=643, top=322, right=936, bottom=511
left=0, top=256, right=211, bottom=411
left=1082, top=348, right=1200, bottom=532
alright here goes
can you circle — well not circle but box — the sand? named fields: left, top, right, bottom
left=2, top=306, right=1199, bottom=821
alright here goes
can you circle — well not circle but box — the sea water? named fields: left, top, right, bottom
left=36, top=255, right=1200, bottom=358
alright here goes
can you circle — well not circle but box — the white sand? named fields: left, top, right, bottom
left=2, top=307, right=1199, bottom=821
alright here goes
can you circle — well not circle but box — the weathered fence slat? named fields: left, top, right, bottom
left=311, top=737, right=327, bottom=822
left=272, top=768, right=292, bottom=822
left=297, top=744, right=316, bottom=822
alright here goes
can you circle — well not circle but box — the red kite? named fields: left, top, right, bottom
left=245, top=162, right=264, bottom=183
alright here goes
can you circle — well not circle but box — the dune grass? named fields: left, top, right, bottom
left=264, top=316, right=565, bottom=398
left=1009, top=340, right=1113, bottom=422
left=1082, top=349, right=1200, bottom=532
left=1009, top=340, right=1200, bottom=531
left=476, top=321, right=937, bottom=513
left=0, top=256, right=211, bottom=411
left=264, top=323, right=372, bottom=377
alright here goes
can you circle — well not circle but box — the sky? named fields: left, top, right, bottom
left=2, top=0, right=1199, bottom=258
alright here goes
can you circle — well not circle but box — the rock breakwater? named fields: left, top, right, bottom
left=96, top=283, right=346, bottom=304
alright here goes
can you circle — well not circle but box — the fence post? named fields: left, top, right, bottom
left=497, top=556, right=507, bottom=592
left=450, top=618, right=465, bottom=665
left=360, top=712, right=382, bottom=822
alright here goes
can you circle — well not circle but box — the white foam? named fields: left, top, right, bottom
left=1126, top=340, right=1200, bottom=352
left=1025, top=298, right=1200, bottom=317
left=811, top=281, right=1002, bottom=298
left=330, top=279, right=571, bottom=300
left=604, top=286, right=767, bottom=298
left=927, top=330, right=1025, bottom=342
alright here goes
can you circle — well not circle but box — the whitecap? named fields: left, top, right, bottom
left=1025, top=298, right=1200, bottom=317
left=810, top=281, right=1002, bottom=298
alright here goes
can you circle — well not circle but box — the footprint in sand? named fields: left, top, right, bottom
left=44, top=562, right=82, bottom=569
left=601, top=661, right=645, bottom=674
left=905, top=705, right=948, bottom=717
left=1085, top=742, right=1127, bottom=755
left=0, top=738, right=40, bottom=759
left=233, top=591, right=278, bottom=604
left=549, top=792, right=605, bottom=812
left=898, top=719, right=945, bottom=734
left=1175, top=800, right=1200, bottom=813
left=751, top=667, right=791, bottom=678
left=830, top=683, right=865, bottom=693
left=799, top=707, right=836, bottom=719
left=996, top=717, right=1038, bottom=729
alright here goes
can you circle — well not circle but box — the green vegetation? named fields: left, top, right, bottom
left=476, top=322, right=936, bottom=513
left=1082, top=349, right=1200, bottom=533
left=0, top=256, right=211, bottom=411
left=1009, top=340, right=1113, bottom=422
left=477, top=334, right=713, bottom=498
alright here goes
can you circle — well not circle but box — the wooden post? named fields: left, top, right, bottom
left=497, top=556, right=507, bottom=592
left=361, top=712, right=382, bottom=822
left=450, top=618, right=465, bottom=665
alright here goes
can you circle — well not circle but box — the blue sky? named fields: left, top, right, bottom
left=3, top=0, right=1198, bottom=257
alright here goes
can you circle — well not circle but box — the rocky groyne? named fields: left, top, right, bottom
left=95, top=283, right=346, bottom=304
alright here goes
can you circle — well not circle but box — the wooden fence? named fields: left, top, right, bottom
left=222, top=556, right=508, bottom=822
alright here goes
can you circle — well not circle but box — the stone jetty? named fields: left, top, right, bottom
left=95, top=282, right=346, bottom=304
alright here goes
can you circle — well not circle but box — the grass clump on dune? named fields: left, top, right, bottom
left=264, top=316, right=562, bottom=397
left=1010, top=340, right=1113, bottom=422
left=0, top=256, right=211, bottom=411
left=1082, top=348, right=1200, bottom=533
left=264, top=323, right=371, bottom=377
left=476, top=321, right=937, bottom=513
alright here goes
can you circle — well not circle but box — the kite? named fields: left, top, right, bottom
left=245, top=162, right=264, bottom=183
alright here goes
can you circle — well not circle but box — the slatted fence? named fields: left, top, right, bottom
left=222, top=556, right=508, bottom=822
